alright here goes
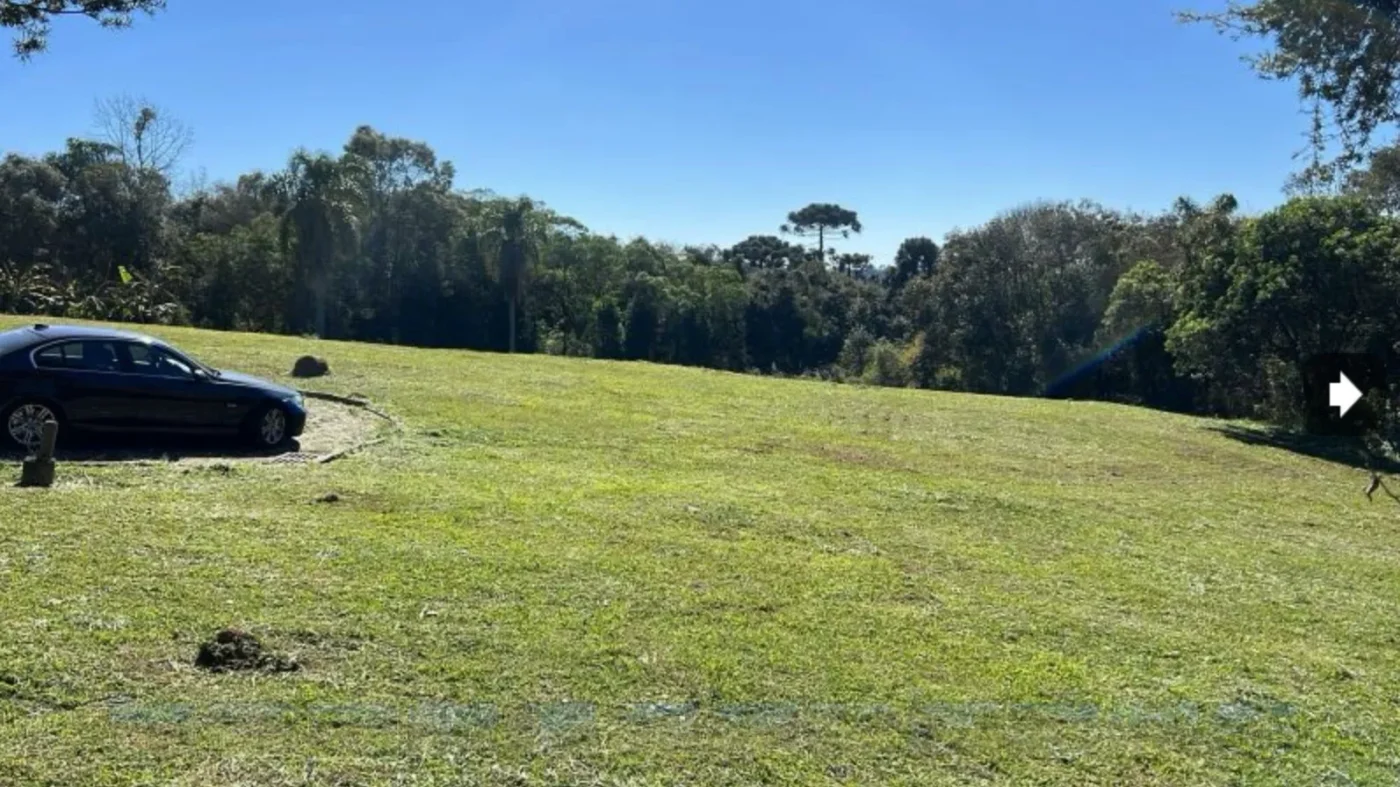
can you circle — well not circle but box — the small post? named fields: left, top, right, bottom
left=18, top=420, right=57, bottom=488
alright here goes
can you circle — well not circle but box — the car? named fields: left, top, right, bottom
left=0, top=323, right=307, bottom=451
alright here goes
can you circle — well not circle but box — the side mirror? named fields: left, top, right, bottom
left=191, top=368, right=209, bottom=382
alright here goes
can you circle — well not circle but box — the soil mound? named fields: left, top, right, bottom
left=194, top=628, right=299, bottom=673
left=291, top=356, right=329, bottom=378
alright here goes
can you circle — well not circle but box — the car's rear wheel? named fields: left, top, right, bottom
left=245, top=403, right=291, bottom=449
left=4, top=400, right=62, bottom=452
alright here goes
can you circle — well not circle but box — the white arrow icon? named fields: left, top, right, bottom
left=1329, top=371, right=1364, bottom=417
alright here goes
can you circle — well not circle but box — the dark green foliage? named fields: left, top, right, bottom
left=270, top=151, right=363, bottom=338
left=1072, top=260, right=1205, bottom=412
left=623, top=279, right=660, bottom=361
left=833, top=252, right=873, bottom=277
left=1168, top=195, right=1400, bottom=423
left=3, top=0, right=164, bottom=57
left=1345, top=141, right=1400, bottom=212
left=6, top=120, right=1400, bottom=430
left=781, top=203, right=862, bottom=262
left=1181, top=0, right=1400, bottom=185
left=837, top=327, right=875, bottom=380
left=863, top=340, right=910, bottom=387
left=891, top=236, right=940, bottom=288
left=723, top=234, right=806, bottom=272
left=914, top=201, right=1138, bottom=396
left=593, top=301, right=623, bottom=359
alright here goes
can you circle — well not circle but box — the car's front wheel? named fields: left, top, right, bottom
left=4, top=400, right=63, bottom=452
left=245, top=403, right=292, bottom=450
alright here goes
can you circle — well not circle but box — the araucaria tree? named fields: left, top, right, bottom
left=781, top=203, right=862, bottom=262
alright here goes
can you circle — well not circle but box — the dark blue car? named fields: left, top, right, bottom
left=0, top=324, right=307, bottom=450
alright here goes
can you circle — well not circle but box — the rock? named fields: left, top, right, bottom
left=315, top=492, right=340, bottom=504
left=194, top=628, right=299, bottom=674
left=291, top=356, right=329, bottom=378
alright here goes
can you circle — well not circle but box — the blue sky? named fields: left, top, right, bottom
left=1, top=0, right=1304, bottom=264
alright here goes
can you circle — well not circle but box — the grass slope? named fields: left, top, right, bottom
left=1, top=316, right=1398, bottom=786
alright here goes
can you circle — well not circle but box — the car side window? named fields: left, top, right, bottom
left=124, top=343, right=193, bottom=378
left=33, top=344, right=70, bottom=369
left=125, top=343, right=155, bottom=374
left=76, top=341, right=122, bottom=372
left=34, top=341, right=120, bottom=372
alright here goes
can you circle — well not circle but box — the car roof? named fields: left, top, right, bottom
left=0, top=323, right=161, bottom=350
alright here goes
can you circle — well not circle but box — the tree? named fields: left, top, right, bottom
left=42, top=138, right=170, bottom=282
left=1100, top=261, right=1175, bottom=340
left=1088, top=260, right=1201, bottom=411
left=780, top=203, right=861, bottom=262
left=593, top=300, right=623, bottom=359
left=837, top=326, right=875, bottom=379
left=0, top=152, right=66, bottom=266
left=469, top=193, right=584, bottom=352
left=1346, top=141, right=1400, bottom=212
left=3, top=0, right=165, bottom=58
left=919, top=201, right=1136, bottom=395
left=271, top=150, right=364, bottom=338
left=480, top=197, right=538, bottom=353
left=1181, top=0, right=1400, bottom=185
left=623, top=279, right=660, bottom=361
left=832, top=252, right=873, bottom=277
left=891, top=236, right=940, bottom=288
left=339, top=126, right=456, bottom=343
left=1168, top=195, right=1400, bottom=421
left=723, top=234, right=806, bottom=272
left=93, top=94, right=193, bottom=176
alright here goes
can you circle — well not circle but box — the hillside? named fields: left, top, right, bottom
left=1, top=317, right=1398, bottom=786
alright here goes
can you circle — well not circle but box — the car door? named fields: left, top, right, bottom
left=114, top=342, right=232, bottom=432
left=29, top=340, right=130, bottom=430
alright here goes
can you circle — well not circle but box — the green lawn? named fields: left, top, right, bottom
left=1, top=316, right=1398, bottom=786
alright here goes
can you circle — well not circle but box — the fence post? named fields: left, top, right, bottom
left=18, top=420, right=58, bottom=487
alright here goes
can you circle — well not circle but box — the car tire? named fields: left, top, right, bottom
left=245, top=403, right=292, bottom=450
left=3, top=399, right=64, bottom=452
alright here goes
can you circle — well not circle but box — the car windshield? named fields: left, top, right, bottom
left=150, top=343, right=217, bottom=376
left=171, top=347, right=218, bottom=376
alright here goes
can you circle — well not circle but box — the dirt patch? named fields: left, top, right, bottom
left=806, top=443, right=911, bottom=472
left=194, top=629, right=300, bottom=674
left=294, top=398, right=384, bottom=458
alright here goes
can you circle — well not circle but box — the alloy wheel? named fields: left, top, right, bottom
left=7, top=404, right=55, bottom=450
left=259, top=407, right=287, bottom=446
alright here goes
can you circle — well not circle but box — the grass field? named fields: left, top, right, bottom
left=1, top=316, right=1398, bottom=785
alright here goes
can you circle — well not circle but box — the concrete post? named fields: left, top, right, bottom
left=18, top=420, right=57, bottom=487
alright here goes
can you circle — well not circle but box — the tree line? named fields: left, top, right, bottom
left=8, top=117, right=1400, bottom=430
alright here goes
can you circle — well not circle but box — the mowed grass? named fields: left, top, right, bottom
left=1, top=316, right=1398, bottom=786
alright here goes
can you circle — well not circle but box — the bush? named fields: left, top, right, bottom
left=837, top=327, right=875, bottom=381
left=862, top=340, right=911, bottom=387
left=541, top=327, right=591, bottom=357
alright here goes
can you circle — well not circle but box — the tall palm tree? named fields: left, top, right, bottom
left=480, top=197, right=538, bottom=353
left=470, top=195, right=585, bottom=353
left=270, top=151, right=364, bottom=338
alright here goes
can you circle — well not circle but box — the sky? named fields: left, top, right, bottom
left=0, top=0, right=1307, bottom=265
